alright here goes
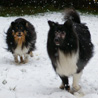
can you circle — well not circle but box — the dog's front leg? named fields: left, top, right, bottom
left=60, top=76, right=70, bottom=91
left=14, top=54, right=18, bottom=63
left=24, top=54, right=29, bottom=63
left=72, top=72, right=82, bottom=92
left=20, top=56, right=24, bottom=63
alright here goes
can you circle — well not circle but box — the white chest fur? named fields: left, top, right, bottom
left=14, top=45, right=29, bottom=56
left=56, top=49, right=79, bottom=76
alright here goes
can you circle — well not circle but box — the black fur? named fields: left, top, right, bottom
left=47, top=8, right=94, bottom=91
left=64, top=8, right=81, bottom=23
left=60, top=76, right=70, bottom=90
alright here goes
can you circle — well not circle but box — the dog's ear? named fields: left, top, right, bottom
left=64, top=19, right=73, bottom=29
left=48, top=20, right=56, bottom=28
left=11, top=22, right=15, bottom=27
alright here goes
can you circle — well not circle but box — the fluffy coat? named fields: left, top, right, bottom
left=47, top=8, right=94, bottom=92
left=6, top=18, right=36, bottom=63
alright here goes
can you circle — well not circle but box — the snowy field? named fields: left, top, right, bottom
left=0, top=11, right=98, bottom=98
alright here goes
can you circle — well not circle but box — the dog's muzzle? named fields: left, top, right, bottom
left=54, top=38, right=60, bottom=46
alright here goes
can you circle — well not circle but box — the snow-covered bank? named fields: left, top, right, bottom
left=0, top=12, right=98, bottom=98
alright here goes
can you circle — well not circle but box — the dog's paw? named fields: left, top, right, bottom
left=15, top=60, right=19, bottom=63
left=23, top=59, right=28, bottom=64
left=59, top=84, right=70, bottom=92
left=30, top=54, right=33, bottom=57
left=65, top=85, right=70, bottom=91
left=20, top=60, right=24, bottom=64
left=59, top=84, right=65, bottom=90
left=72, top=85, right=81, bottom=92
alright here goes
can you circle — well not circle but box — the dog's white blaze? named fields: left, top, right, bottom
left=56, top=49, right=79, bottom=76
left=14, top=45, right=29, bottom=56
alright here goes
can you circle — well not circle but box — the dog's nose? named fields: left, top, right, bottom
left=18, top=32, right=21, bottom=35
left=54, top=38, right=59, bottom=42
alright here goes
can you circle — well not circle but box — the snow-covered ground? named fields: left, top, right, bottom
left=0, top=11, right=98, bottom=98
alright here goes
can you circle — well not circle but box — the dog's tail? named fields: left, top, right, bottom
left=64, top=8, right=81, bottom=24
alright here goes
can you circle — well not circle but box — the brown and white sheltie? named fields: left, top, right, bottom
left=6, top=18, right=36, bottom=63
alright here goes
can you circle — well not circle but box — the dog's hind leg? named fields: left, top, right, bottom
left=29, top=51, right=33, bottom=57
left=72, top=72, right=82, bottom=92
left=60, top=76, right=70, bottom=91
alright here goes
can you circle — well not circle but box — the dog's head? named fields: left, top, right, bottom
left=11, top=21, right=28, bottom=45
left=48, top=19, right=73, bottom=46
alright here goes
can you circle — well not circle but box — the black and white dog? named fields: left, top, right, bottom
left=47, top=8, right=94, bottom=92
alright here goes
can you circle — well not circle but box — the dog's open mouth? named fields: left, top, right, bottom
left=55, top=42, right=60, bottom=46
left=17, top=35, right=22, bottom=38
left=54, top=38, right=60, bottom=46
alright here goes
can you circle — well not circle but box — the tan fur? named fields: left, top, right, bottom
left=59, top=82, right=65, bottom=89
left=13, top=31, right=27, bottom=46
left=24, top=30, right=27, bottom=36
left=13, top=31, right=29, bottom=64
left=20, top=56, right=24, bottom=63
left=30, top=51, right=33, bottom=57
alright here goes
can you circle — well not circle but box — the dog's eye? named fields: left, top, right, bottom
left=62, top=31, right=65, bottom=34
left=16, top=27, right=18, bottom=29
left=12, top=30, right=14, bottom=32
left=55, top=31, right=60, bottom=34
left=56, top=31, right=59, bottom=33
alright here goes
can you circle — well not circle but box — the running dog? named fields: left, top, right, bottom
left=6, top=18, right=36, bottom=63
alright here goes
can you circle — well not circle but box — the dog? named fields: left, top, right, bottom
left=6, top=18, right=36, bottom=63
left=47, top=8, right=94, bottom=92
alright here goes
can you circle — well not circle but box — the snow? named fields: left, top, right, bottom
left=0, top=12, right=98, bottom=98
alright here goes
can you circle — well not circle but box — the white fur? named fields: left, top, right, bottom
left=56, top=49, right=79, bottom=76
left=72, top=72, right=82, bottom=91
left=14, top=45, right=29, bottom=56
left=13, top=45, right=29, bottom=63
